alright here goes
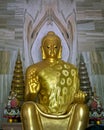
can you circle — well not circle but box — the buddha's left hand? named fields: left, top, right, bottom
left=74, top=90, right=87, bottom=103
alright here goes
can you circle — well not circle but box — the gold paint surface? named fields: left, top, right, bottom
left=21, top=32, right=89, bottom=130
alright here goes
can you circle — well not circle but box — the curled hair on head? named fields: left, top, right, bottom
left=42, top=31, right=61, bottom=46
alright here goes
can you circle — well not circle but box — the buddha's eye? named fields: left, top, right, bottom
left=47, top=46, right=50, bottom=49
left=54, top=46, right=57, bottom=48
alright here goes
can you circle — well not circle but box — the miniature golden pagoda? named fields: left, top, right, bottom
left=11, top=50, right=25, bottom=105
left=79, top=54, right=92, bottom=101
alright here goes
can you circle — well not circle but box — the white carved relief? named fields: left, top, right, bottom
left=24, top=11, right=34, bottom=67
left=57, top=0, right=75, bottom=19
left=25, top=0, right=42, bottom=20
left=24, top=0, right=77, bottom=68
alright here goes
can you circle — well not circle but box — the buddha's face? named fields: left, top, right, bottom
left=42, top=40, right=61, bottom=59
left=41, top=32, right=62, bottom=60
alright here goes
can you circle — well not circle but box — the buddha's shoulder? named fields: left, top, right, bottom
left=26, top=61, right=43, bottom=72
left=60, top=60, right=78, bottom=70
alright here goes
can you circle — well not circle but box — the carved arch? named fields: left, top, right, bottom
left=24, top=9, right=74, bottom=68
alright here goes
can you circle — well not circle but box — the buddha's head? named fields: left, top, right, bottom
left=41, top=31, right=62, bottom=60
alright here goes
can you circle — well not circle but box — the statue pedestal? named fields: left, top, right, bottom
left=2, top=122, right=22, bottom=130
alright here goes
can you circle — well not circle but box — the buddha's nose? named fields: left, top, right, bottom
left=50, top=47, right=55, bottom=55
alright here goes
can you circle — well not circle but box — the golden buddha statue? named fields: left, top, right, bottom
left=21, top=31, right=89, bottom=130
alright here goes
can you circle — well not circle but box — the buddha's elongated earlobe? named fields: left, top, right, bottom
left=41, top=46, right=46, bottom=59
left=57, top=46, right=62, bottom=59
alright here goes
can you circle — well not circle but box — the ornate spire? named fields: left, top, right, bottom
left=11, top=50, right=25, bottom=104
left=78, top=54, right=92, bottom=101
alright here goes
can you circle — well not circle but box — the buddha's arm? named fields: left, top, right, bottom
left=73, top=69, right=87, bottom=103
left=24, top=66, right=40, bottom=101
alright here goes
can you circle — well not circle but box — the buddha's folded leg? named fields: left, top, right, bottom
left=21, top=101, right=42, bottom=130
left=68, top=104, right=89, bottom=130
